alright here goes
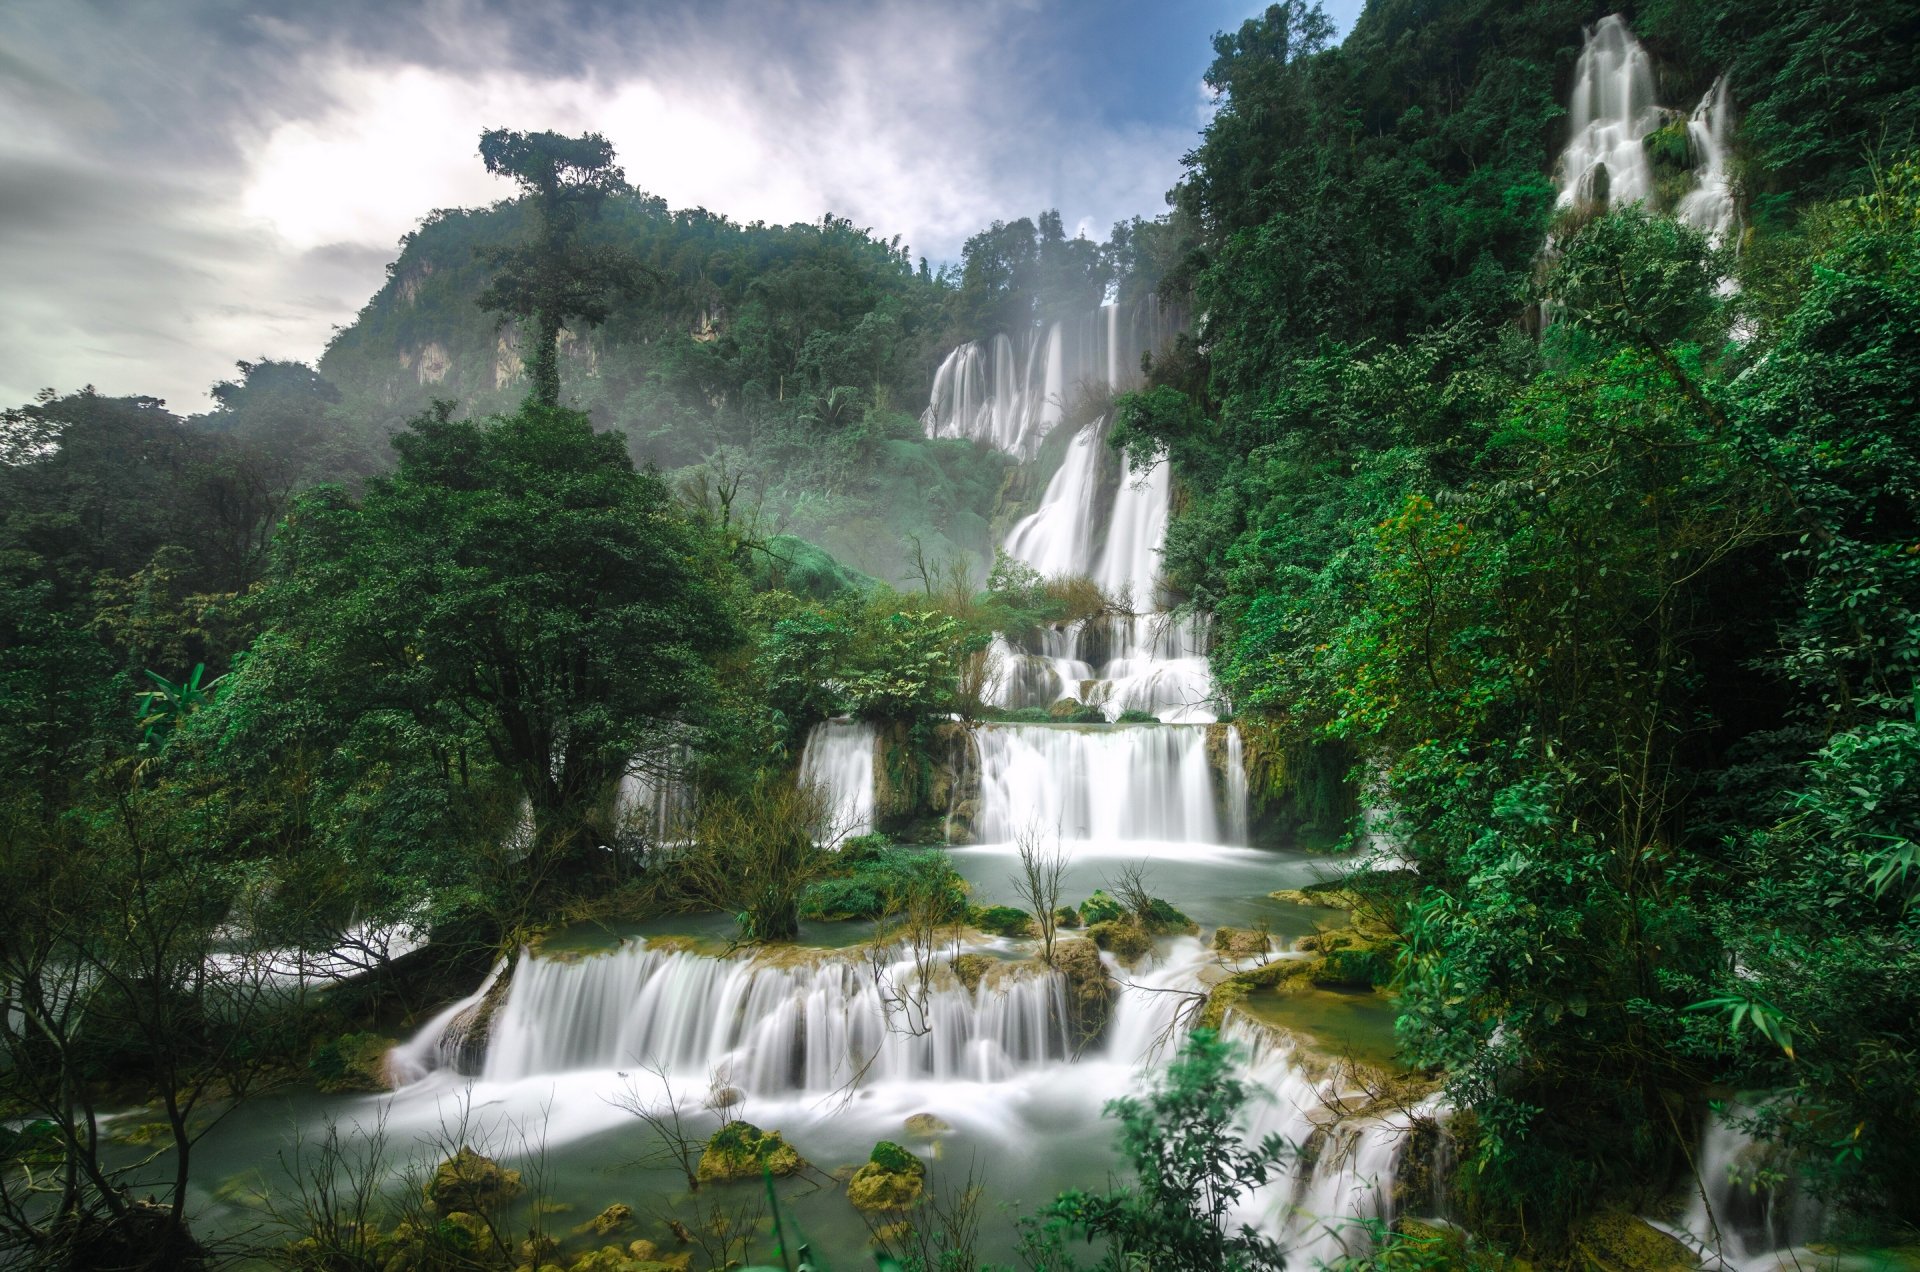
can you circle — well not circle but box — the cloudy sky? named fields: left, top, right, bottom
left=0, top=0, right=1362, bottom=410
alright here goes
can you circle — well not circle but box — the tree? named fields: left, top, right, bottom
left=476, top=128, right=646, bottom=408
left=251, top=401, right=739, bottom=892
left=1011, top=823, right=1070, bottom=966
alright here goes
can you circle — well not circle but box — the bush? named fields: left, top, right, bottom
left=1080, top=890, right=1125, bottom=925
left=972, top=904, right=1034, bottom=937
left=800, top=844, right=967, bottom=921
left=1116, top=709, right=1160, bottom=724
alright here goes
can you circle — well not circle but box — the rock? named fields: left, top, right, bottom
left=1212, top=926, right=1272, bottom=957
left=1047, top=697, right=1086, bottom=720
left=308, top=1031, right=399, bottom=1093
left=846, top=1141, right=926, bottom=1212
left=1054, top=905, right=1082, bottom=928
left=1053, top=938, right=1114, bottom=1048
left=424, top=1147, right=523, bottom=1215
left=522, top=1231, right=562, bottom=1265
left=950, top=953, right=993, bottom=993
left=1086, top=920, right=1152, bottom=963
left=577, top=1203, right=632, bottom=1236
left=903, top=1113, right=953, bottom=1138
left=1079, top=890, right=1125, bottom=925
left=695, top=1121, right=805, bottom=1183
left=1572, top=1212, right=1700, bottom=1271
left=570, top=1243, right=680, bottom=1272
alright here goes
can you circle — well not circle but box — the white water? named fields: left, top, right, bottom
left=922, top=297, right=1181, bottom=459
left=798, top=719, right=877, bottom=839
left=971, top=723, right=1241, bottom=845
left=990, top=613, right=1217, bottom=723
left=391, top=936, right=1420, bottom=1263
left=1678, top=75, right=1738, bottom=245
left=1655, top=1108, right=1826, bottom=1271
left=1556, top=14, right=1661, bottom=212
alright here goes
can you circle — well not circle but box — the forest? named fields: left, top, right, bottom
left=2, top=1, right=1917, bottom=1270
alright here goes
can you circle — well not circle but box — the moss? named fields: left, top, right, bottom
left=1054, top=905, right=1082, bottom=928
left=308, top=1031, right=398, bottom=1093
left=695, top=1121, right=804, bottom=1183
left=578, top=1203, right=632, bottom=1236
left=903, top=1113, right=953, bottom=1137
left=847, top=1141, right=927, bottom=1212
left=1087, top=920, right=1152, bottom=963
left=1197, top=958, right=1314, bottom=1029
left=950, top=953, right=993, bottom=993
left=424, top=1147, right=522, bottom=1215
left=1212, top=926, right=1272, bottom=957
left=1054, top=937, right=1114, bottom=1048
left=971, top=904, right=1034, bottom=937
left=1570, top=1211, right=1699, bottom=1271
left=1143, top=897, right=1198, bottom=935
left=1079, top=890, right=1125, bottom=925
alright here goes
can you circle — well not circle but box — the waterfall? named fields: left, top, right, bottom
left=798, top=719, right=877, bottom=838
left=386, top=960, right=506, bottom=1085
left=970, top=723, right=1243, bottom=844
left=990, top=613, right=1218, bottom=723
left=1555, top=14, right=1661, bottom=212
left=922, top=296, right=1183, bottom=458
left=1655, top=1109, right=1824, bottom=1271
left=1678, top=75, right=1738, bottom=245
left=1002, top=421, right=1105, bottom=580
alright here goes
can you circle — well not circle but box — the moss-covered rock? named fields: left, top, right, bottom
left=695, top=1121, right=804, bottom=1183
left=308, top=1031, right=399, bottom=1093
left=1053, top=937, right=1114, bottom=1048
left=950, top=953, right=993, bottom=993
left=847, top=1141, right=926, bottom=1212
left=1086, top=920, right=1152, bottom=963
left=1054, top=905, right=1082, bottom=928
left=424, top=1146, right=523, bottom=1215
left=577, top=1203, right=632, bottom=1236
left=971, top=905, right=1034, bottom=937
left=1197, top=958, right=1315, bottom=1029
left=1571, top=1211, right=1700, bottom=1271
left=1212, top=926, right=1271, bottom=958
left=1079, top=890, right=1125, bottom=925
left=903, top=1113, right=953, bottom=1138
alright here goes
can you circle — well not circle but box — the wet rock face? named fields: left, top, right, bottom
left=1053, top=938, right=1114, bottom=1049
left=1212, top=926, right=1273, bottom=958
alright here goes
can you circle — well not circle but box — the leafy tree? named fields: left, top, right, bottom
left=248, top=401, right=739, bottom=891
left=477, top=129, right=645, bottom=408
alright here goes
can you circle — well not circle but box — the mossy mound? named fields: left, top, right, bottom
left=575, top=1203, right=632, bottom=1236
left=1054, top=937, right=1114, bottom=1048
left=424, top=1146, right=523, bottom=1215
left=1198, top=958, right=1316, bottom=1029
left=1212, top=926, right=1272, bottom=957
left=1087, top=920, right=1152, bottom=963
left=695, top=1121, right=805, bottom=1183
left=1571, top=1212, right=1701, bottom=1271
left=950, top=953, right=993, bottom=993
left=903, top=1113, right=953, bottom=1137
left=1079, top=890, right=1125, bottom=925
left=570, top=1243, right=685, bottom=1272
left=971, top=904, right=1034, bottom=938
left=847, top=1141, right=926, bottom=1212
left=308, top=1031, right=399, bottom=1093
left=1054, top=904, right=1082, bottom=928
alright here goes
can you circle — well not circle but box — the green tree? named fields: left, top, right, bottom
left=251, top=401, right=739, bottom=892
left=477, top=129, right=644, bottom=408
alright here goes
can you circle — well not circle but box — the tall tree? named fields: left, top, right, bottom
left=476, top=129, right=644, bottom=408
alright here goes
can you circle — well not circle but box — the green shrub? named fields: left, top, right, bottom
left=1116, top=709, right=1160, bottom=724
left=972, top=904, right=1034, bottom=937
left=1080, top=890, right=1125, bottom=925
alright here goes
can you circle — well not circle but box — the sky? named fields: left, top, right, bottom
left=0, top=0, right=1364, bottom=411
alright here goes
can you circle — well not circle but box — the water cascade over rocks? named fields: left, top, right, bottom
left=1554, top=14, right=1737, bottom=240
left=798, top=719, right=878, bottom=837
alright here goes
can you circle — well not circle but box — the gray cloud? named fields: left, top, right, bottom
left=0, top=0, right=1295, bottom=409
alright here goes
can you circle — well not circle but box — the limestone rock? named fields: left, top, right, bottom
left=1212, top=926, right=1273, bottom=958
left=1087, top=920, right=1152, bottom=963
left=1053, top=938, right=1114, bottom=1048
left=847, top=1141, right=926, bottom=1212
left=903, top=1113, right=953, bottom=1137
left=695, top=1121, right=804, bottom=1183
left=578, top=1203, right=632, bottom=1236
left=424, top=1147, right=523, bottom=1215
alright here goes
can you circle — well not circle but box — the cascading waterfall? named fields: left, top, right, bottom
left=1655, top=1109, right=1824, bottom=1271
left=1677, top=75, right=1738, bottom=245
left=1553, top=15, right=1738, bottom=240
left=1556, top=14, right=1659, bottom=210
left=477, top=943, right=1069, bottom=1091
left=922, top=296, right=1182, bottom=458
left=798, top=719, right=878, bottom=838
left=970, top=722, right=1240, bottom=844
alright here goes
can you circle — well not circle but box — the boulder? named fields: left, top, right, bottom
left=971, top=905, right=1034, bottom=938
left=1086, top=920, right=1152, bottom=963
left=903, top=1113, right=953, bottom=1138
left=847, top=1141, right=926, bottom=1212
left=950, top=953, right=993, bottom=993
left=695, top=1121, right=804, bottom=1183
left=578, top=1203, right=632, bottom=1236
left=1212, top=926, right=1272, bottom=958
left=424, top=1147, right=523, bottom=1215
left=1572, top=1212, right=1701, bottom=1271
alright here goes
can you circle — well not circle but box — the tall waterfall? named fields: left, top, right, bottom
left=922, top=296, right=1182, bottom=459
left=1555, top=14, right=1659, bottom=211
left=1553, top=14, right=1737, bottom=241
left=971, top=723, right=1242, bottom=844
left=798, top=719, right=877, bottom=838
left=1677, top=75, right=1738, bottom=245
